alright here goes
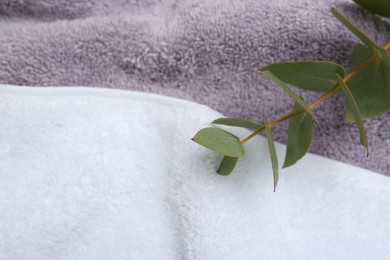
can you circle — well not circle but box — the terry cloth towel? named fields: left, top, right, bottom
left=0, top=0, right=389, bottom=175
left=0, top=85, right=389, bottom=260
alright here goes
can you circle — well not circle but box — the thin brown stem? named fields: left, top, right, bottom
left=240, top=40, right=390, bottom=145
left=240, top=127, right=265, bottom=144
left=344, top=54, right=377, bottom=83
left=385, top=40, right=390, bottom=50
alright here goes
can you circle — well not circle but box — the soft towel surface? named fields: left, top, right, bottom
left=0, top=85, right=389, bottom=260
left=0, top=0, right=389, bottom=174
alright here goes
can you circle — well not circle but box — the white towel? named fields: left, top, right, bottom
left=0, top=85, right=389, bottom=260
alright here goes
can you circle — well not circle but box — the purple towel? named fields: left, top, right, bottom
left=0, top=0, right=389, bottom=175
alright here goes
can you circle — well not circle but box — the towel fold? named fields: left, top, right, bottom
left=0, top=0, right=389, bottom=175
left=0, top=85, right=389, bottom=260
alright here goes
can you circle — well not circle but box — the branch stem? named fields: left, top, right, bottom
left=240, top=40, right=390, bottom=145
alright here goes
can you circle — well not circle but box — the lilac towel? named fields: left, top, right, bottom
left=0, top=0, right=389, bottom=174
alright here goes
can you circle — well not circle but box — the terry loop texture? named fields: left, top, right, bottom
left=0, top=0, right=389, bottom=174
left=1, top=85, right=390, bottom=260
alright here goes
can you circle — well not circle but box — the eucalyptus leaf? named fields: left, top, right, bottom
left=331, top=8, right=390, bottom=89
left=260, top=61, right=345, bottom=92
left=213, top=118, right=264, bottom=129
left=217, top=156, right=239, bottom=176
left=192, top=128, right=246, bottom=157
left=337, top=74, right=369, bottom=154
left=264, top=116, right=279, bottom=192
left=283, top=101, right=314, bottom=168
left=261, top=70, right=318, bottom=122
left=347, top=43, right=390, bottom=121
left=353, top=0, right=390, bottom=18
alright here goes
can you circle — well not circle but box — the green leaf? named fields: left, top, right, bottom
left=192, top=127, right=246, bottom=157
left=213, top=118, right=264, bottom=129
left=260, top=61, right=346, bottom=92
left=264, top=116, right=279, bottom=192
left=353, top=0, right=390, bottom=18
left=349, top=43, right=373, bottom=69
left=339, top=3, right=390, bottom=120
left=331, top=8, right=383, bottom=52
left=283, top=101, right=314, bottom=168
left=337, top=74, right=369, bottom=155
left=217, top=156, right=239, bottom=176
left=261, top=70, right=318, bottom=122
left=347, top=43, right=390, bottom=121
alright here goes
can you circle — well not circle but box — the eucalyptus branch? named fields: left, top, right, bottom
left=192, top=5, right=390, bottom=191
left=240, top=46, right=385, bottom=145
